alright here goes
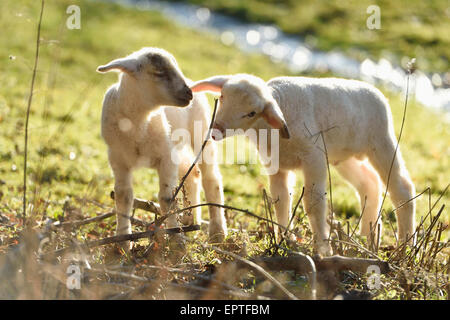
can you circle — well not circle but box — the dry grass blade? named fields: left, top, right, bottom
left=374, top=61, right=413, bottom=233
left=320, top=132, right=334, bottom=243
left=388, top=185, right=448, bottom=262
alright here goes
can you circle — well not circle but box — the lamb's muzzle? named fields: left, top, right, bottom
left=175, top=84, right=193, bottom=106
left=211, top=122, right=225, bottom=141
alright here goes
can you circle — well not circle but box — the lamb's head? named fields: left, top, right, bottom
left=97, top=47, right=193, bottom=107
left=191, top=74, right=290, bottom=141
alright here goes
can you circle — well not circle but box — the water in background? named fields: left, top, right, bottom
left=107, top=0, right=450, bottom=113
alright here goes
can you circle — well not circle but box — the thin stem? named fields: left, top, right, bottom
left=374, top=68, right=411, bottom=233
left=171, top=98, right=218, bottom=203
left=320, top=132, right=334, bottom=242
left=23, top=0, right=45, bottom=224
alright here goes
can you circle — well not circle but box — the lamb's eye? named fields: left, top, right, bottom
left=247, top=111, right=256, bottom=118
left=153, top=71, right=166, bottom=78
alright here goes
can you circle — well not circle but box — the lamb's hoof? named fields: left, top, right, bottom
left=118, top=240, right=132, bottom=254
left=286, top=232, right=297, bottom=242
left=105, top=241, right=132, bottom=264
left=399, top=235, right=416, bottom=247
left=209, top=232, right=225, bottom=244
left=391, top=237, right=415, bottom=260
left=315, top=242, right=333, bottom=257
left=284, top=233, right=301, bottom=249
left=180, top=213, right=194, bottom=226
left=361, top=229, right=382, bottom=252
left=168, top=233, right=186, bottom=263
left=115, top=225, right=132, bottom=253
left=208, top=224, right=227, bottom=244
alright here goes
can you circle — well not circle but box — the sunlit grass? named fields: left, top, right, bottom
left=0, top=0, right=448, bottom=239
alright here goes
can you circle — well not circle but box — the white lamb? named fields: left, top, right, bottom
left=97, top=48, right=227, bottom=249
left=191, top=74, right=416, bottom=256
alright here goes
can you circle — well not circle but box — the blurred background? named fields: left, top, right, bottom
left=135, top=0, right=450, bottom=111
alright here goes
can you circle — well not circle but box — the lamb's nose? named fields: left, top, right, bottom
left=184, top=86, right=193, bottom=100
left=211, top=122, right=225, bottom=140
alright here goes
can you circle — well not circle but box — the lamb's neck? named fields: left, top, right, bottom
left=269, top=85, right=285, bottom=111
left=250, top=118, right=273, bottom=151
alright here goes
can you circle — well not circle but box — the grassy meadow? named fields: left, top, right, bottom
left=0, top=0, right=448, bottom=300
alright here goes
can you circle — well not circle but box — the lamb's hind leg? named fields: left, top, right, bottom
left=157, top=159, right=180, bottom=228
left=157, top=157, right=187, bottom=259
left=335, top=158, right=382, bottom=247
left=269, top=169, right=294, bottom=239
left=368, top=137, right=416, bottom=244
left=178, top=155, right=202, bottom=226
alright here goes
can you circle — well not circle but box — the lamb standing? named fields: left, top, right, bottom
left=97, top=48, right=227, bottom=250
left=191, top=74, right=415, bottom=256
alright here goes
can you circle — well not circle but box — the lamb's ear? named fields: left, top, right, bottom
left=97, top=57, right=140, bottom=74
left=262, top=100, right=290, bottom=139
left=190, top=75, right=231, bottom=93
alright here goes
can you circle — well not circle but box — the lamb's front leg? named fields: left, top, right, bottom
left=199, top=157, right=227, bottom=243
left=157, top=159, right=179, bottom=228
left=269, top=169, right=293, bottom=239
left=110, top=160, right=133, bottom=250
left=157, top=158, right=186, bottom=260
left=302, top=158, right=332, bottom=256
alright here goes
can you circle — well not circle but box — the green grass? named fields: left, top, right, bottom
left=0, top=0, right=291, bottom=212
left=168, top=0, right=450, bottom=73
left=0, top=0, right=448, bottom=300
left=0, top=0, right=448, bottom=241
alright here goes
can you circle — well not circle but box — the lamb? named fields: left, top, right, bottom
left=97, top=48, right=227, bottom=250
left=191, top=74, right=416, bottom=256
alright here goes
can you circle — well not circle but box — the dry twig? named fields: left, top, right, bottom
left=46, top=225, right=200, bottom=257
